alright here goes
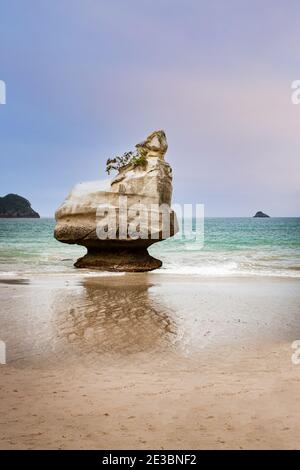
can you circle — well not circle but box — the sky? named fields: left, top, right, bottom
left=0, top=0, right=299, bottom=216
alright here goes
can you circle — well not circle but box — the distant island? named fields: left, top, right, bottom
left=0, top=194, right=40, bottom=218
left=254, top=211, right=270, bottom=218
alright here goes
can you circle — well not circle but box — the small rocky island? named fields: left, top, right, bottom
left=253, top=211, right=270, bottom=218
left=54, top=130, right=178, bottom=272
left=0, top=194, right=40, bottom=218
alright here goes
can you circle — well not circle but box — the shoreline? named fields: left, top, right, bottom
left=1, top=269, right=300, bottom=280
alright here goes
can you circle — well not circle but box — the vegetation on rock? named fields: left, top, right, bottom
left=106, top=150, right=147, bottom=175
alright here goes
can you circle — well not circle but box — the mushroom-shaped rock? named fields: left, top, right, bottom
left=54, top=131, right=178, bottom=272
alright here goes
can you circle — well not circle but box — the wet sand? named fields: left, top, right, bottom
left=0, top=274, right=300, bottom=449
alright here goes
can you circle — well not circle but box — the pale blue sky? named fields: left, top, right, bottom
left=0, top=0, right=299, bottom=216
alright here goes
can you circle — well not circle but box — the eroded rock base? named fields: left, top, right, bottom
left=74, top=248, right=162, bottom=272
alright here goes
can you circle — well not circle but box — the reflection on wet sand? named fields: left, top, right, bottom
left=0, top=276, right=177, bottom=364
left=54, top=278, right=176, bottom=359
left=1, top=275, right=299, bottom=366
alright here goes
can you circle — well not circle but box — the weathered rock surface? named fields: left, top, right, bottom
left=0, top=194, right=40, bottom=218
left=253, top=211, right=270, bottom=218
left=54, top=131, right=178, bottom=271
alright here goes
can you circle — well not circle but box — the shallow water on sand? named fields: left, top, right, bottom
left=1, top=275, right=299, bottom=365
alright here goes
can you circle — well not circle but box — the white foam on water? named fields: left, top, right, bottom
left=152, top=263, right=300, bottom=278
left=0, top=269, right=126, bottom=280
left=237, top=269, right=300, bottom=278
left=0, top=271, right=19, bottom=277
left=154, top=262, right=239, bottom=276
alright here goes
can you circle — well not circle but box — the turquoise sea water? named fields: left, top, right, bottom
left=0, top=218, right=299, bottom=278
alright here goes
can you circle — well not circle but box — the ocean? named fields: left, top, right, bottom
left=0, top=217, right=299, bottom=278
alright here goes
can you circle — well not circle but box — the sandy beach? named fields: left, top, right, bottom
left=0, top=273, right=299, bottom=449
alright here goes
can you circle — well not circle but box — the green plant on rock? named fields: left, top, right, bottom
left=106, top=150, right=147, bottom=175
left=131, top=153, right=147, bottom=168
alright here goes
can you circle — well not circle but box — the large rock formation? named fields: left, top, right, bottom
left=0, top=194, right=40, bottom=218
left=253, top=211, right=270, bottom=218
left=54, top=131, right=178, bottom=272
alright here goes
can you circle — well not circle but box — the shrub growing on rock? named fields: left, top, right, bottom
left=106, top=150, right=146, bottom=175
